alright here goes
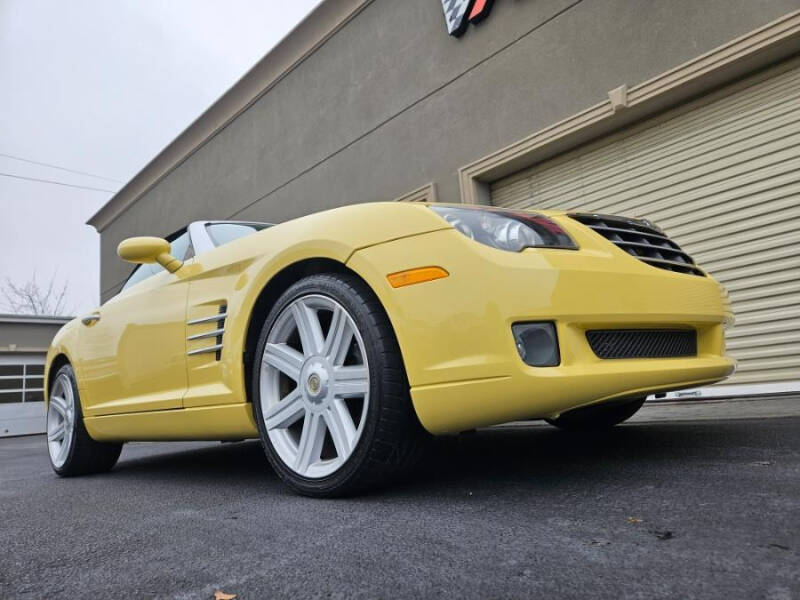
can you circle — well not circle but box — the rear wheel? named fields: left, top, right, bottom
left=546, top=396, right=646, bottom=431
left=252, top=273, right=426, bottom=497
left=47, top=364, right=123, bottom=476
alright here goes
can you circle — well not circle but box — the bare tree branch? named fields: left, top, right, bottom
left=1, top=273, right=73, bottom=316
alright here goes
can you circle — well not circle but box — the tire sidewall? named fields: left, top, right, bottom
left=252, top=274, right=389, bottom=495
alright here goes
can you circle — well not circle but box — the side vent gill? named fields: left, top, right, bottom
left=187, top=304, right=227, bottom=360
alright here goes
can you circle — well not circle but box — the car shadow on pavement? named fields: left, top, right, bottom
left=403, top=423, right=692, bottom=493
left=110, top=440, right=276, bottom=489
left=105, top=419, right=750, bottom=496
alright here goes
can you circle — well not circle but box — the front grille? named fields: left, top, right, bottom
left=570, top=213, right=704, bottom=276
left=586, top=329, right=697, bottom=359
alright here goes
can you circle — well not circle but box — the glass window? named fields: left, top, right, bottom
left=25, top=391, right=44, bottom=403
left=0, top=391, right=23, bottom=404
left=0, top=378, right=23, bottom=390
left=121, top=262, right=160, bottom=292
left=0, top=363, right=44, bottom=402
left=121, top=230, right=191, bottom=292
left=206, top=223, right=268, bottom=248
left=25, top=376, right=43, bottom=388
left=169, top=232, right=192, bottom=262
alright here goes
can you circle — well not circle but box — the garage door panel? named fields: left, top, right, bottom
left=585, top=158, right=800, bottom=227
left=723, top=268, right=798, bottom=293
left=491, top=62, right=800, bottom=387
left=735, top=355, right=800, bottom=372
left=618, top=72, right=800, bottom=154
left=495, top=66, right=800, bottom=209
left=726, top=317, right=800, bottom=340
left=688, top=217, right=800, bottom=252
left=576, top=116, right=800, bottom=206
left=694, top=238, right=799, bottom=270
left=732, top=368, right=800, bottom=385
left=668, top=187, right=800, bottom=241
left=534, top=100, right=800, bottom=210
left=732, top=305, right=800, bottom=328
left=732, top=343, right=800, bottom=361
left=732, top=281, right=800, bottom=303
left=712, top=255, right=800, bottom=283
left=619, top=98, right=799, bottom=165
left=548, top=77, right=800, bottom=204
left=727, top=330, right=800, bottom=350
left=553, top=152, right=799, bottom=225
left=577, top=140, right=800, bottom=215
left=731, top=292, right=800, bottom=316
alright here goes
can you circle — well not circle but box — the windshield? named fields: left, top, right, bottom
left=205, top=222, right=269, bottom=248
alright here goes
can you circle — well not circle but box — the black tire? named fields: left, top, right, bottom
left=252, top=273, right=427, bottom=497
left=546, top=396, right=646, bottom=431
left=47, top=364, right=123, bottom=477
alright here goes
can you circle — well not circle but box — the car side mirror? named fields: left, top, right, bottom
left=117, top=237, right=183, bottom=273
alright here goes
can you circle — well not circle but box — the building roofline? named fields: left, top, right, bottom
left=0, top=314, right=73, bottom=325
left=87, top=0, right=372, bottom=233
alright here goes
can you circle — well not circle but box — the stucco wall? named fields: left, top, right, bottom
left=98, top=0, right=799, bottom=300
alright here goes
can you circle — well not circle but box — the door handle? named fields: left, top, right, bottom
left=81, top=313, right=101, bottom=326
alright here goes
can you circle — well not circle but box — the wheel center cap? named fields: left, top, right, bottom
left=302, top=358, right=330, bottom=405
left=307, top=373, right=321, bottom=395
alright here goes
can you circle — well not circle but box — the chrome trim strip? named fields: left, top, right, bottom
left=187, top=313, right=227, bottom=325
left=187, top=329, right=224, bottom=341
left=187, top=344, right=224, bottom=356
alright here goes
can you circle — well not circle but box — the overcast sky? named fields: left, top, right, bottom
left=0, top=0, right=320, bottom=316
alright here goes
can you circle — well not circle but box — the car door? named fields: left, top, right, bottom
left=77, top=231, right=193, bottom=417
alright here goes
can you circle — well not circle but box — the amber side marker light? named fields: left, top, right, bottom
left=387, top=266, right=449, bottom=288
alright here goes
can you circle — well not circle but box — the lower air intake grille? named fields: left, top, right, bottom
left=569, top=213, right=704, bottom=276
left=587, top=329, right=697, bottom=359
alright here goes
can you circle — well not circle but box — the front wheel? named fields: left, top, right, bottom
left=252, top=273, right=425, bottom=497
left=47, top=364, right=123, bottom=476
left=546, top=397, right=646, bottom=431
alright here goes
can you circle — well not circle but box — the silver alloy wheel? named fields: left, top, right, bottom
left=47, top=373, right=75, bottom=469
left=260, top=294, right=370, bottom=478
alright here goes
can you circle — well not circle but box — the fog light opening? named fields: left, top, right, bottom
left=512, top=322, right=560, bottom=367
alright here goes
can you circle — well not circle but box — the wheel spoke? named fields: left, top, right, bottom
left=295, top=412, right=325, bottom=474
left=324, top=399, right=357, bottom=459
left=47, top=422, right=65, bottom=442
left=322, top=306, right=353, bottom=365
left=332, top=366, right=369, bottom=398
left=50, top=396, right=67, bottom=417
left=262, top=343, right=303, bottom=381
left=291, top=301, right=325, bottom=355
left=57, top=435, right=70, bottom=462
left=263, top=389, right=305, bottom=430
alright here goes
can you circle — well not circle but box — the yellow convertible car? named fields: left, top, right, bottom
left=45, top=203, right=735, bottom=496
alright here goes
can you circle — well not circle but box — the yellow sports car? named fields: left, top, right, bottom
left=45, top=203, right=735, bottom=496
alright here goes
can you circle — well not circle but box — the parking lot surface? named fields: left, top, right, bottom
left=1, top=408, right=798, bottom=599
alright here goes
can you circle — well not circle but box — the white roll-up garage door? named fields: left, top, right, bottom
left=490, top=61, right=800, bottom=388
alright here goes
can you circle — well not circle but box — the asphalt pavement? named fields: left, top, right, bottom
left=1, top=399, right=798, bottom=599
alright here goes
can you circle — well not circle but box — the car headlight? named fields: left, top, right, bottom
left=430, top=206, right=577, bottom=252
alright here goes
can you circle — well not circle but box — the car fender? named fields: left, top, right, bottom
left=44, top=319, right=82, bottom=402
left=188, top=203, right=449, bottom=407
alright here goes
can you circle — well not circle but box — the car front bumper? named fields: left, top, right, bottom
left=348, top=224, right=735, bottom=434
